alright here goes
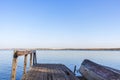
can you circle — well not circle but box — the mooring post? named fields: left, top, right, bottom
left=74, top=65, right=77, bottom=75
left=11, top=50, right=18, bottom=80
left=35, top=52, right=37, bottom=64
left=33, top=51, right=37, bottom=65
left=23, top=54, right=28, bottom=75
left=30, top=53, right=32, bottom=67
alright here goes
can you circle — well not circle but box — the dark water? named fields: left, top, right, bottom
left=0, top=50, right=120, bottom=80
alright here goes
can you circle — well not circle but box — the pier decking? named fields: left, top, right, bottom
left=22, top=64, right=79, bottom=80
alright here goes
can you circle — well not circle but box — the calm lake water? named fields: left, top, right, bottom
left=0, top=50, right=120, bottom=80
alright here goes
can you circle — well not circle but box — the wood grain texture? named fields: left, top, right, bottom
left=22, top=64, right=79, bottom=80
left=80, top=59, right=120, bottom=80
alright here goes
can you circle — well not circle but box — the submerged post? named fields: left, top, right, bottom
left=11, top=50, right=18, bottom=80
left=23, top=54, right=28, bottom=75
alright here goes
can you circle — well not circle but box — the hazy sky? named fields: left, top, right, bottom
left=0, top=0, right=120, bottom=48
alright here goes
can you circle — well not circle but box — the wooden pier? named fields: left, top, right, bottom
left=11, top=50, right=120, bottom=80
left=11, top=50, right=79, bottom=80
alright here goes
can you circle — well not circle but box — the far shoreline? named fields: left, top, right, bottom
left=1, top=48, right=120, bottom=51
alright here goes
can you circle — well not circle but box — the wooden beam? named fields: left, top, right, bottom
left=16, top=50, right=32, bottom=56
left=79, top=59, right=120, bottom=80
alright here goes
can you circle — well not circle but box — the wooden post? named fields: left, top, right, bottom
left=23, top=54, right=28, bottom=75
left=11, top=50, right=18, bottom=80
left=35, top=52, right=37, bottom=64
left=30, top=53, right=32, bottom=67
left=33, top=51, right=37, bottom=65
left=74, top=65, right=76, bottom=75
left=33, top=52, right=35, bottom=65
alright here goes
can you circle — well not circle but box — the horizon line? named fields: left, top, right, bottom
left=1, top=48, right=120, bottom=50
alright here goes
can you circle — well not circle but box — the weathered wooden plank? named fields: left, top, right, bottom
left=15, top=50, right=35, bottom=56
left=61, top=65, right=79, bottom=80
left=104, top=66, right=120, bottom=74
left=22, top=64, right=79, bottom=80
left=79, top=59, right=120, bottom=80
left=77, top=76, right=87, bottom=80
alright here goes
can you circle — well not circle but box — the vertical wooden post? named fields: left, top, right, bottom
left=30, top=53, right=32, bottom=67
left=23, top=54, right=28, bottom=75
left=35, top=52, right=37, bottom=64
left=33, top=52, right=35, bottom=65
left=33, top=51, right=37, bottom=65
left=74, top=65, right=76, bottom=75
left=11, top=50, right=18, bottom=80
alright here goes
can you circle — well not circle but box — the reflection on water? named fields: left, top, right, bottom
left=0, top=50, right=120, bottom=80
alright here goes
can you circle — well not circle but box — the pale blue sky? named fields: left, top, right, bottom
left=0, top=0, right=120, bottom=48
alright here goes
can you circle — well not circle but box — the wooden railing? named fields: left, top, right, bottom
left=11, top=50, right=37, bottom=80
